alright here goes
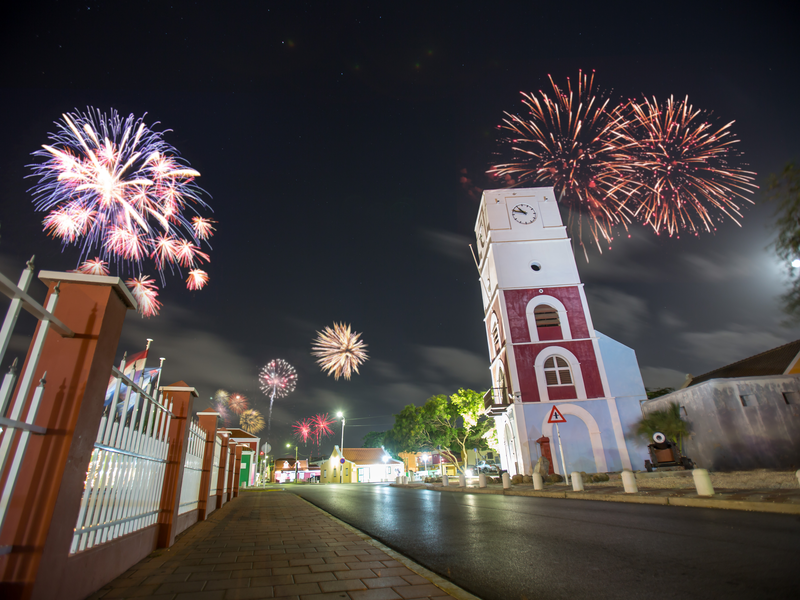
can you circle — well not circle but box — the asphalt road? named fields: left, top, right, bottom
left=286, top=483, right=800, bottom=600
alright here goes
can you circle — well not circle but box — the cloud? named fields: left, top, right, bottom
left=681, top=252, right=756, bottom=283
left=415, top=345, right=490, bottom=388
left=586, top=287, right=649, bottom=340
left=659, top=310, right=686, bottom=329
left=370, top=358, right=405, bottom=380
left=639, top=366, right=689, bottom=390
left=419, top=229, right=473, bottom=263
left=680, top=326, right=790, bottom=369
left=119, top=303, right=256, bottom=405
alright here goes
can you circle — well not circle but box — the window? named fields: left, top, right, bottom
left=544, top=356, right=572, bottom=386
left=783, top=392, right=799, bottom=405
left=535, top=305, right=560, bottom=328
left=491, top=314, right=501, bottom=353
left=740, top=395, right=752, bottom=407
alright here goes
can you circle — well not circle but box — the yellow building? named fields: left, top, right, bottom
left=321, top=446, right=403, bottom=483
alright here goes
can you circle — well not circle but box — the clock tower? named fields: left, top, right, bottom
left=475, top=187, right=648, bottom=476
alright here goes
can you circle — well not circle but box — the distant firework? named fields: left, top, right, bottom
left=310, top=413, right=335, bottom=445
left=126, top=275, right=162, bottom=318
left=627, top=95, right=757, bottom=236
left=239, top=409, right=265, bottom=434
left=312, top=322, right=369, bottom=380
left=27, top=107, right=215, bottom=316
left=293, top=418, right=313, bottom=444
left=259, top=359, right=297, bottom=399
left=213, top=389, right=230, bottom=405
left=489, top=71, right=638, bottom=249
left=212, top=401, right=231, bottom=423
left=76, top=258, right=109, bottom=276
left=186, top=269, right=209, bottom=290
left=228, top=392, right=249, bottom=415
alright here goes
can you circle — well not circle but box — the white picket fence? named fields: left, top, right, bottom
left=70, top=357, right=173, bottom=554
left=178, top=420, right=207, bottom=515
left=0, top=260, right=74, bottom=549
left=208, top=434, right=221, bottom=515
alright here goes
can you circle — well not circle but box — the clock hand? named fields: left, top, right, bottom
left=513, top=207, right=527, bottom=214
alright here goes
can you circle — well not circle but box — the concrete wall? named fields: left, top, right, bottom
left=642, top=375, right=800, bottom=471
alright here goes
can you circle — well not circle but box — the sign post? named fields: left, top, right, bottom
left=547, top=406, right=569, bottom=484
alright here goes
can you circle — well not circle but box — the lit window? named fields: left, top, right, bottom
left=544, top=356, right=572, bottom=386
left=535, top=305, right=560, bottom=328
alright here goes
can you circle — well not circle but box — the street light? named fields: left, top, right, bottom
left=286, top=442, right=298, bottom=484
left=421, top=453, right=429, bottom=475
left=382, top=454, right=389, bottom=482
left=336, top=411, right=345, bottom=483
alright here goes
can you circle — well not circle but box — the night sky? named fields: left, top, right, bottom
left=1, top=2, right=799, bottom=456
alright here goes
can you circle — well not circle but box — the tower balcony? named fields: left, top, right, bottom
left=484, top=386, right=512, bottom=415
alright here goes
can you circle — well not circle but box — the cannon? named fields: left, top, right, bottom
left=644, top=432, right=694, bottom=472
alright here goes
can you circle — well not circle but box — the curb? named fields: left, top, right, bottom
left=392, top=483, right=800, bottom=514
left=294, top=495, right=481, bottom=600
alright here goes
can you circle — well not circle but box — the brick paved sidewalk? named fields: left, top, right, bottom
left=88, top=490, right=462, bottom=600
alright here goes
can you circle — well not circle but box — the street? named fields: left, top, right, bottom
left=288, top=483, right=800, bottom=600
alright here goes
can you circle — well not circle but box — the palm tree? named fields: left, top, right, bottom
left=636, top=402, right=689, bottom=453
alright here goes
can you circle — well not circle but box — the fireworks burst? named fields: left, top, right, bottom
left=212, top=401, right=231, bottom=423
left=126, top=275, right=162, bottom=318
left=228, top=392, right=249, bottom=415
left=28, top=107, right=215, bottom=316
left=627, top=95, right=757, bottom=236
left=293, top=418, right=313, bottom=444
left=310, top=413, right=335, bottom=446
left=186, top=269, right=209, bottom=290
left=311, top=322, right=369, bottom=380
left=259, top=359, right=298, bottom=399
left=76, top=257, right=109, bottom=276
left=239, top=409, right=265, bottom=434
left=489, top=71, right=638, bottom=249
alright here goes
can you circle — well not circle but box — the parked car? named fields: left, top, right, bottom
left=474, top=461, right=500, bottom=474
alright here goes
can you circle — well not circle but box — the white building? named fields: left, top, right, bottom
left=475, top=186, right=649, bottom=476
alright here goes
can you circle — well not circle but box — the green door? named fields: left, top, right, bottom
left=240, top=453, right=251, bottom=487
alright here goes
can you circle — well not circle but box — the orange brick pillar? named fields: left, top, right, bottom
left=196, top=412, right=220, bottom=520
left=156, top=382, right=197, bottom=548
left=233, top=444, right=243, bottom=497
left=216, top=432, right=229, bottom=509
left=0, top=272, right=135, bottom=600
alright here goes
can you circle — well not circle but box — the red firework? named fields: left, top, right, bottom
left=627, top=95, right=757, bottom=236
left=293, top=418, right=313, bottom=444
left=489, top=70, right=639, bottom=250
left=310, top=413, right=335, bottom=446
left=228, top=392, right=249, bottom=415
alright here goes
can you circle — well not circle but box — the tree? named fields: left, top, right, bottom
left=767, top=161, right=800, bottom=320
left=635, top=401, right=690, bottom=453
left=361, top=431, right=385, bottom=448
left=646, top=387, right=675, bottom=400
left=383, top=389, right=492, bottom=473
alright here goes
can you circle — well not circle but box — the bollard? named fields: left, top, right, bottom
left=395, top=476, right=400, bottom=484
left=459, top=473, right=466, bottom=487
left=442, top=474, right=449, bottom=487
left=621, top=470, right=638, bottom=493
left=532, top=473, right=543, bottom=490
left=402, top=476, right=407, bottom=484
left=479, top=473, right=487, bottom=488
left=692, top=468, right=715, bottom=496
left=796, top=469, right=800, bottom=488
left=502, top=472, right=511, bottom=489
left=571, top=472, right=584, bottom=491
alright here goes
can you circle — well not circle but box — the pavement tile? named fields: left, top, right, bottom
left=348, top=561, right=387, bottom=570
left=373, top=568, right=415, bottom=578
left=380, top=561, right=403, bottom=569
left=100, top=586, right=163, bottom=599
left=289, top=558, right=326, bottom=566
left=303, top=594, right=362, bottom=600
left=348, top=589, right=403, bottom=600
left=229, top=568, right=273, bottom=578
left=309, top=563, right=350, bottom=573
left=395, top=585, right=444, bottom=599
left=322, top=556, right=352, bottom=564
left=363, top=576, right=410, bottom=589
left=205, top=578, right=253, bottom=590
left=401, top=575, right=430, bottom=586
left=335, top=569, right=377, bottom=580
left=293, top=573, right=337, bottom=584
left=155, top=580, right=206, bottom=594
left=272, top=582, right=321, bottom=596
left=318, top=578, right=368, bottom=592
left=142, top=573, right=191, bottom=584
left=223, top=588, right=276, bottom=599
left=251, top=575, right=294, bottom=587
left=189, top=571, right=233, bottom=581
left=174, top=591, right=227, bottom=600
left=273, top=566, right=313, bottom=575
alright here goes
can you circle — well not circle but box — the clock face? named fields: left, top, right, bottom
left=511, top=203, right=537, bottom=224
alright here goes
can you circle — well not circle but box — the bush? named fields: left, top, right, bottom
left=522, top=475, right=532, bottom=484
left=592, top=473, right=610, bottom=483
left=511, top=474, right=523, bottom=484
left=546, top=473, right=564, bottom=483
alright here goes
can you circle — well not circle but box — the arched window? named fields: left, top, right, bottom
left=490, top=312, right=501, bottom=355
left=535, top=305, right=560, bottom=328
left=544, top=356, right=573, bottom=386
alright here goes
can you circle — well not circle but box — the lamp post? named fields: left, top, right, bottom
left=382, top=454, right=389, bottom=482
left=286, top=443, right=298, bottom=483
left=336, top=411, right=345, bottom=483
left=421, top=453, right=429, bottom=476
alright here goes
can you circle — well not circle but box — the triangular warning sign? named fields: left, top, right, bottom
left=547, top=406, right=567, bottom=424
